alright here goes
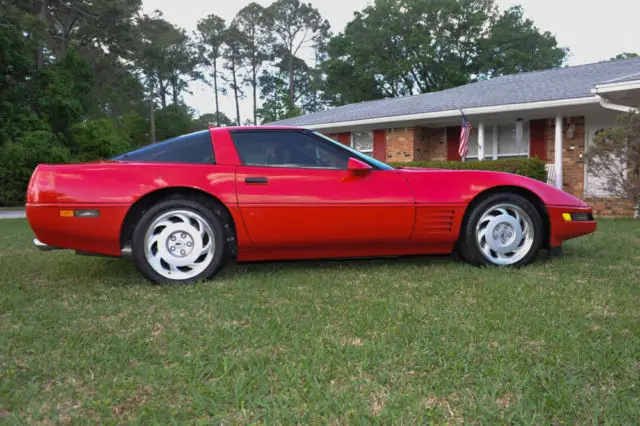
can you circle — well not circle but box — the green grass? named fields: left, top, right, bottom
left=0, top=207, right=23, bottom=211
left=1, top=219, right=639, bottom=424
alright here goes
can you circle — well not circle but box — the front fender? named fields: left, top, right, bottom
left=398, top=169, right=588, bottom=208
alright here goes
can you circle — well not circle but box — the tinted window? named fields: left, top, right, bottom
left=231, top=130, right=351, bottom=169
left=113, top=130, right=215, bottom=164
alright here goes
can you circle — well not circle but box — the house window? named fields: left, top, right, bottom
left=497, top=121, right=529, bottom=157
left=351, top=131, right=373, bottom=155
left=466, top=121, right=529, bottom=159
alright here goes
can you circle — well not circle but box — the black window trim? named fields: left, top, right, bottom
left=229, top=128, right=389, bottom=171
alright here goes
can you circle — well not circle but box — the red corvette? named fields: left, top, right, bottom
left=26, top=126, right=596, bottom=284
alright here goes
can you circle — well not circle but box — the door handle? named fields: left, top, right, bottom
left=245, top=177, right=268, bottom=184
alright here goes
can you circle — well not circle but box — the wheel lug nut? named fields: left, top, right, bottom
left=187, top=242, right=192, bottom=247
left=171, top=236, right=176, bottom=241
left=181, top=233, right=186, bottom=238
left=170, top=247, right=175, bottom=252
left=181, top=249, right=186, bottom=255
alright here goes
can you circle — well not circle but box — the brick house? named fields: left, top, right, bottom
left=271, top=58, right=640, bottom=216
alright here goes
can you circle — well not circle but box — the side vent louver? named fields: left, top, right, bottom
left=417, top=208, right=455, bottom=234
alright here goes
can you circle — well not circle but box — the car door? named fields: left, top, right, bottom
left=231, top=129, right=415, bottom=249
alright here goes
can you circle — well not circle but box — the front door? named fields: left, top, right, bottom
left=231, top=129, right=415, bottom=249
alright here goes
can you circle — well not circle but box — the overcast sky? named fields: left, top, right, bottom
left=142, top=0, right=640, bottom=121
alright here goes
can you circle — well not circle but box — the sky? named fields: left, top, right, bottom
left=141, top=0, right=640, bottom=122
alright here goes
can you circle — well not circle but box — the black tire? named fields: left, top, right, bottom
left=459, top=193, right=543, bottom=267
left=131, top=198, right=228, bottom=284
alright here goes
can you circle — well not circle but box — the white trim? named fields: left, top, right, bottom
left=584, top=115, right=589, bottom=197
left=591, top=80, right=640, bottom=94
left=477, top=121, right=485, bottom=160
left=305, top=96, right=600, bottom=131
left=492, top=125, right=498, bottom=160
left=466, top=153, right=529, bottom=160
left=554, top=115, right=563, bottom=190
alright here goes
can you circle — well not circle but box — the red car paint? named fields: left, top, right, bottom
left=26, top=126, right=596, bottom=262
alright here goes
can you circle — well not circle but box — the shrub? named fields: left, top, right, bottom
left=0, top=131, right=71, bottom=206
left=584, top=109, right=639, bottom=214
left=389, top=157, right=547, bottom=182
left=71, top=119, right=130, bottom=161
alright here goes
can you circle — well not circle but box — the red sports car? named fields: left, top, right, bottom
left=26, top=126, right=596, bottom=284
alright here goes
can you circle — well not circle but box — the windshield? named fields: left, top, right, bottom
left=312, top=131, right=394, bottom=170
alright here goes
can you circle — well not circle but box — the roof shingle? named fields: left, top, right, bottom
left=271, top=57, right=640, bottom=127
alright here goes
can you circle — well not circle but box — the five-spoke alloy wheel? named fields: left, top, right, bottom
left=131, top=198, right=227, bottom=284
left=459, top=193, right=543, bottom=267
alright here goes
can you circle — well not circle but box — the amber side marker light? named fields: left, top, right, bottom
left=59, top=209, right=100, bottom=218
left=562, top=212, right=594, bottom=222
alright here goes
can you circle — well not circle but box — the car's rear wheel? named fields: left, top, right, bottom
left=131, top=198, right=227, bottom=284
left=459, top=193, right=543, bottom=267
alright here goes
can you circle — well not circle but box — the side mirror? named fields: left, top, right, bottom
left=347, top=157, right=373, bottom=172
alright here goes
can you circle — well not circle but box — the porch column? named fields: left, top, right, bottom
left=492, top=125, right=498, bottom=159
left=478, top=121, right=485, bottom=160
left=554, top=115, right=563, bottom=190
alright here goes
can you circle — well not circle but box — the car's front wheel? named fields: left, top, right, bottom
left=131, top=198, right=227, bottom=284
left=459, top=193, right=543, bottom=267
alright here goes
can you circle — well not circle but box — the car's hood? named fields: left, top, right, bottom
left=395, top=167, right=589, bottom=207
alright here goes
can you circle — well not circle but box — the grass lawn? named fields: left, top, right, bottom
left=1, top=219, right=639, bottom=424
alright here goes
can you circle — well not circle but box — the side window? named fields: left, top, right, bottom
left=231, top=130, right=350, bottom=170
left=113, top=130, right=215, bottom=164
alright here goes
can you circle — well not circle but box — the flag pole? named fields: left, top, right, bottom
left=459, top=108, right=466, bottom=163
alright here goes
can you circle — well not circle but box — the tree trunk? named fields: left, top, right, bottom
left=288, top=54, right=294, bottom=102
left=213, top=58, right=220, bottom=127
left=232, top=62, right=241, bottom=125
left=158, top=79, right=167, bottom=108
left=171, top=77, right=179, bottom=105
left=149, top=80, right=156, bottom=144
left=36, top=0, right=48, bottom=69
left=252, top=64, right=257, bottom=125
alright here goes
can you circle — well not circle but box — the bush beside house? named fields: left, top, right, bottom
left=390, top=157, right=547, bottom=182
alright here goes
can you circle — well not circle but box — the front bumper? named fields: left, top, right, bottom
left=547, top=205, right=597, bottom=247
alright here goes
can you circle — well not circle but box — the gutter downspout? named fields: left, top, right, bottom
left=596, top=94, right=638, bottom=113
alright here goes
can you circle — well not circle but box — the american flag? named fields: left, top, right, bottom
left=458, top=112, right=472, bottom=159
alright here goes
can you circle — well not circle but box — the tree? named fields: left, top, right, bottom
left=71, top=118, right=130, bottom=161
left=155, top=104, right=193, bottom=141
left=189, top=112, right=233, bottom=131
left=478, top=5, right=568, bottom=78
left=163, top=28, right=200, bottom=106
left=0, top=0, right=155, bottom=205
left=119, top=111, right=149, bottom=147
left=256, top=70, right=301, bottom=123
left=129, top=14, right=197, bottom=142
left=611, top=52, right=639, bottom=61
left=129, top=13, right=166, bottom=143
left=232, top=3, right=273, bottom=125
left=222, top=26, right=245, bottom=126
left=322, top=0, right=568, bottom=105
left=45, top=0, right=142, bottom=60
left=266, top=0, right=330, bottom=103
left=132, top=15, right=197, bottom=108
left=196, top=14, right=226, bottom=127
left=0, top=130, right=71, bottom=206
left=585, top=110, right=640, bottom=217
left=32, top=57, right=87, bottom=135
